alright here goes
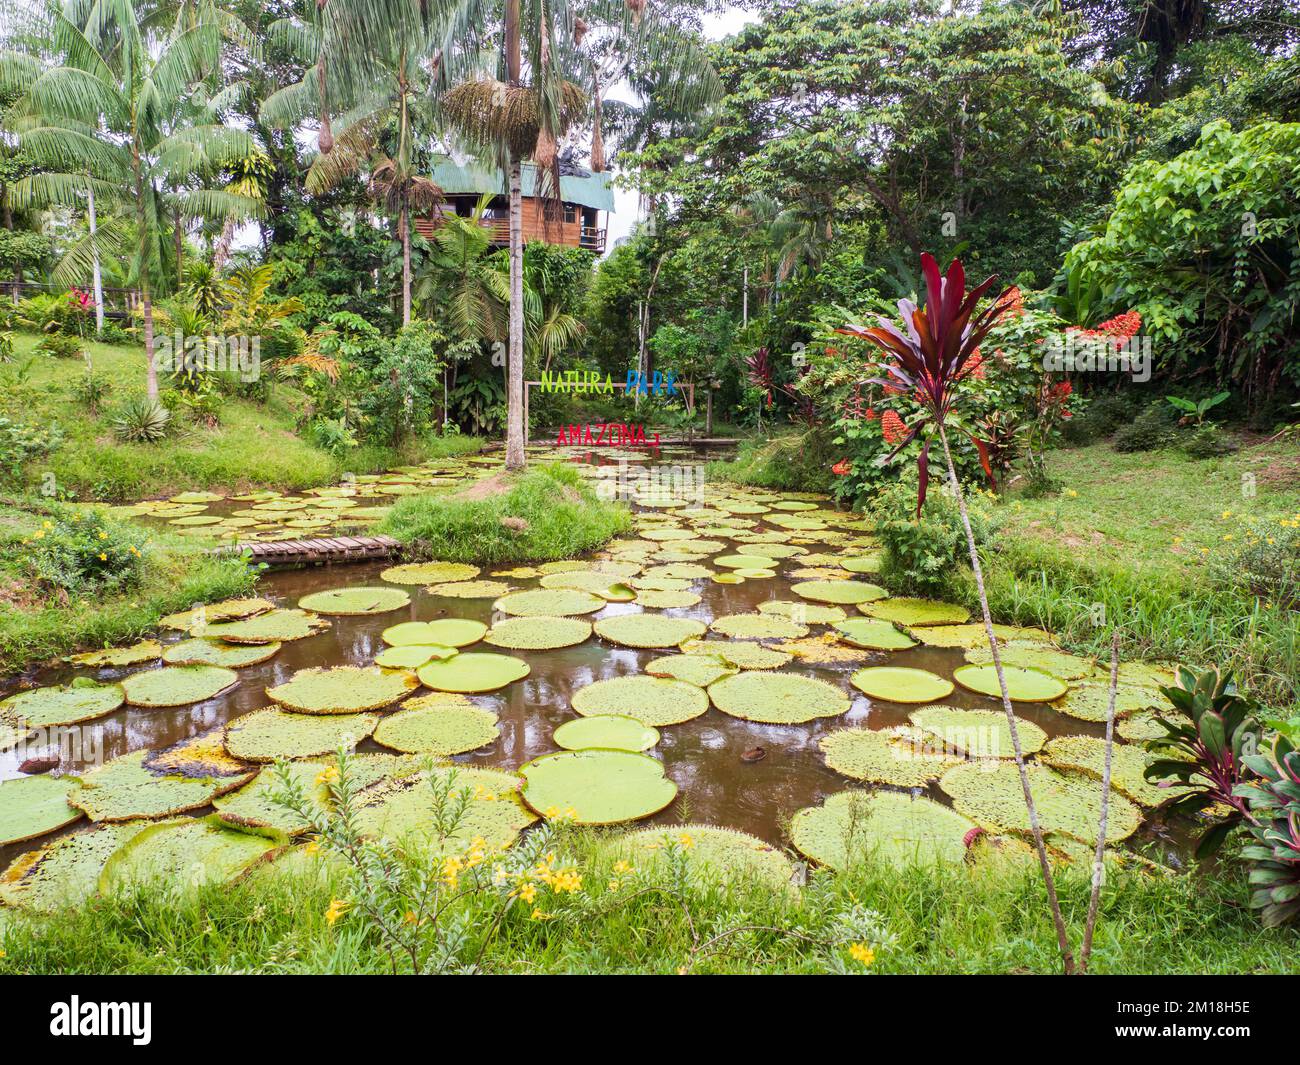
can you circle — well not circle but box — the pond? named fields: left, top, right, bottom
left=0, top=444, right=1189, bottom=881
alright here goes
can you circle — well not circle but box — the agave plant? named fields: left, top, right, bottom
left=1236, top=734, right=1300, bottom=927
left=112, top=396, right=171, bottom=444
left=1144, top=665, right=1260, bottom=857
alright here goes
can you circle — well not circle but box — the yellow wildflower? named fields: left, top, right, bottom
left=613, top=860, right=634, bottom=875
left=1064, top=488, right=1078, bottom=498
left=678, top=833, right=694, bottom=850
left=315, top=766, right=340, bottom=786
left=608, top=879, right=621, bottom=892
left=515, top=882, right=538, bottom=904
left=530, top=908, right=552, bottom=921
left=324, top=898, right=350, bottom=925
left=848, top=942, right=875, bottom=966
left=98, top=553, right=107, bottom=561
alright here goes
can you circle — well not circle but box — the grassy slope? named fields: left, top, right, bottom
left=5, top=333, right=481, bottom=500
left=1, top=831, right=1292, bottom=974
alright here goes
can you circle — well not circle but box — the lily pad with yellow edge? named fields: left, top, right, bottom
left=380, top=561, right=480, bottom=585
left=67, top=640, right=162, bottom=668
left=161, top=637, right=281, bottom=668
left=426, top=579, right=513, bottom=599
left=593, top=613, right=706, bottom=649
left=859, top=597, right=970, bottom=627
left=0, top=682, right=124, bottom=728
left=790, top=791, right=974, bottom=871
left=0, top=822, right=142, bottom=911
left=833, top=618, right=917, bottom=651
left=571, top=675, right=709, bottom=727
left=223, top=707, right=380, bottom=762
left=267, top=666, right=419, bottom=714
left=850, top=666, right=954, bottom=704
left=201, top=609, right=328, bottom=645
left=791, top=579, right=888, bottom=605
left=1058, top=680, right=1166, bottom=722
left=121, top=665, right=239, bottom=707
left=381, top=618, right=487, bottom=648
left=708, top=671, right=850, bottom=724
left=520, top=750, right=677, bottom=825
left=952, top=663, right=1068, bottom=702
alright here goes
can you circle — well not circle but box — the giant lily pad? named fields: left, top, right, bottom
left=915, top=623, right=1046, bottom=648
left=71, top=750, right=250, bottom=822
left=297, top=587, right=411, bottom=615
left=833, top=618, right=917, bottom=651
left=714, top=553, right=774, bottom=570
left=1040, top=735, right=1189, bottom=807
left=0, top=682, right=124, bottom=728
left=571, top=675, right=709, bottom=727
left=224, top=707, right=379, bottom=762
left=839, top=553, right=884, bottom=574
left=416, top=652, right=530, bottom=693
left=68, top=640, right=162, bottom=668
left=939, top=761, right=1141, bottom=843
left=607, top=824, right=795, bottom=890
left=820, top=726, right=963, bottom=786
left=860, top=597, right=970, bottom=627
left=964, top=642, right=1094, bottom=681
left=202, top=609, right=328, bottom=644
left=645, top=653, right=737, bottom=688
left=791, top=791, right=975, bottom=871
left=161, top=637, right=281, bottom=668
left=380, top=561, right=480, bottom=585
left=757, top=600, right=848, bottom=624
left=213, top=762, right=330, bottom=836
left=121, top=665, right=239, bottom=707
left=553, top=714, right=660, bottom=752
left=355, top=766, right=535, bottom=851
left=267, top=666, right=418, bottom=714
left=520, top=750, right=677, bottom=825
left=0, top=822, right=142, bottom=911
left=850, top=666, right=954, bottom=704
left=709, top=613, right=808, bottom=640
left=791, top=579, right=887, bottom=605
left=484, top=616, right=593, bottom=650
left=952, top=663, right=1069, bottom=702
left=633, top=589, right=702, bottom=609
left=373, top=644, right=458, bottom=669
left=1058, top=681, right=1163, bottom=722
left=382, top=618, right=487, bottom=648
left=908, top=704, right=1047, bottom=758
left=427, top=579, right=513, bottom=599
left=99, top=817, right=279, bottom=894
left=373, top=701, right=499, bottom=755
left=593, top=614, right=706, bottom=648
left=144, top=730, right=252, bottom=779
left=494, top=588, right=606, bottom=617
left=679, top=638, right=792, bottom=670
left=708, top=671, right=849, bottom=724
left=0, top=774, right=84, bottom=846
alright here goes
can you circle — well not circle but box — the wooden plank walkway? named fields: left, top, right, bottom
left=210, top=534, right=403, bottom=567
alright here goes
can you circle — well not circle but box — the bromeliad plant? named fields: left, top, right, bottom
left=1236, top=734, right=1300, bottom=928
left=839, top=253, right=1083, bottom=973
left=1143, top=666, right=1261, bottom=858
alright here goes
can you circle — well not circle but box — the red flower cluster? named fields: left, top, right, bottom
left=881, top=409, right=908, bottom=445
left=69, top=287, right=94, bottom=311
left=831, top=459, right=852, bottom=476
left=999, top=286, right=1025, bottom=318
left=1069, top=310, right=1142, bottom=346
left=957, top=348, right=986, bottom=381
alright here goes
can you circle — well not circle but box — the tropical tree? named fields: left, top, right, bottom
left=2, top=0, right=260, bottom=398
left=414, top=192, right=510, bottom=345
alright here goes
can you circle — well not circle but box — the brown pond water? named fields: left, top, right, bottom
left=0, top=447, right=1190, bottom=874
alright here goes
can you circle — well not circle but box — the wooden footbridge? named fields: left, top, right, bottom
left=211, top=534, right=403, bottom=568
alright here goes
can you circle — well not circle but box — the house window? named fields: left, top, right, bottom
left=563, top=203, right=577, bottom=223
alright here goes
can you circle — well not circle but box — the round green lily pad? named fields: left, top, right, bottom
left=494, top=588, right=606, bottom=617
left=633, top=589, right=702, bottom=609
left=964, top=642, right=1094, bottom=680
left=791, top=579, right=887, bottom=605
left=840, top=553, right=884, bottom=574
left=484, top=616, right=593, bottom=650
left=297, top=587, right=411, bottom=616
left=645, top=653, right=737, bottom=688
left=553, top=714, right=660, bottom=752
left=1058, top=681, right=1163, bottom=722
left=908, top=704, right=1048, bottom=758
left=71, top=750, right=250, bottom=822
left=714, top=554, right=771, bottom=569
left=202, top=609, right=328, bottom=644
left=0, top=822, right=142, bottom=911
left=0, top=682, right=124, bottom=727
left=520, top=750, right=677, bottom=825
left=381, top=618, right=487, bottom=648
left=68, top=640, right=162, bottom=668
left=571, top=675, right=709, bottom=726
left=213, top=761, right=331, bottom=835
left=161, top=637, right=281, bottom=668
left=416, top=652, right=530, bottom=693
left=144, top=730, right=252, bottom=779
left=820, top=726, right=963, bottom=786
left=99, top=817, right=279, bottom=894
left=939, top=760, right=1141, bottom=843
left=757, top=600, right=848, bottom=624
left=593, top=614, right=707, bottom=648
left=860, top=597, right=970, bottom=627
left=708, top=671, right=850, bottom=724
left=540, top=570, right=640, bottom=598
left=381, top=561, right=480, bottom=585
left=0, top=774, right=84, bottom=846
left=356, top=766, right=535, bottom=852
left=679, top=639, right=792, bottom=670
left=427, top=579, right=513, bottom=598
left=267, top=666, right=419, bottom=714
left=833, top=618, right=917, bottom=651
left=791, top=791, right=975, bottom=871
left=223, top=707, right=379, bottom=762
left=916, top=622, right=1047, bottom=648
left=372, top=701, right=499, bottom=756
left=121, top=665, right=239, bottom=707
left=1040, top=735, right=1188, bottom=807
left=952, top=663, right=1069, bottom=702
left=850, top=666, right=954, bottom=703
left=607, top=824, right=795, bottom=889
left=1117, top=712, right=1171, bottom=743
left=709, top=613, right=808, bottom=640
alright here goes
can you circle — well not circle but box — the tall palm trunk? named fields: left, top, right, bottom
left=401, top=192, right=412, bottom=326
left=136, top=163, right=159, bottom=401
left=143, top=285, right=158, bottom=400
left=505, top=156, right=525, bottom=470
left=937, top=423, right=1075, bottom=974
left=87, top=178, right=104, bottom=335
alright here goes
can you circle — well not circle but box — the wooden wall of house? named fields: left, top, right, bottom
left=414, top=196, right=591, bottom=248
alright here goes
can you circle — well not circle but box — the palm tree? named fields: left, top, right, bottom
left=440, top=0, right=719, bottom=470
left=2, top=0, right=260, bottom=398
left=414, top=192, right=509, bottom=344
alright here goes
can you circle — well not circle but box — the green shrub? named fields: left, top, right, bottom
left=1211, top=519, right=1300, bottom=607
left=71, top=371, right=113, bottom=413
left=34, top=332, right=83, bottom=359
left=1181, top=423, right=1239, bottom=459
left=112, top=396, right=171, bottom=442
left=1112, top=407, right=1174, bottom=453
left=0, top=331, right=13, bottom=362
left=382, top=463, right=631, bottom=564
left=0, top=416, right=64, bottom=484
left=21, top=509, right=150, bottom=595
left=870, top=476, right=999, bottom=594
left=706, top=432, right=834, bottom=493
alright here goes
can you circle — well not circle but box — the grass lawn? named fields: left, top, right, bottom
left=3, top=333, right=482, bottom=501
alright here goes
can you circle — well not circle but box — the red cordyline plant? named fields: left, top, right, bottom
left=839, top=253, right=1095, bottom=975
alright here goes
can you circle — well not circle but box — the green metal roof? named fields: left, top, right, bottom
left=429, top=155, right=614, bottom=212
